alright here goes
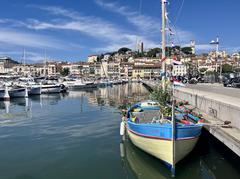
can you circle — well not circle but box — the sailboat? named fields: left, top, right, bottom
left=120, top=0, right=203, bottom=176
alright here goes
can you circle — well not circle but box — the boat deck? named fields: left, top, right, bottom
left=131, top=110, right=161, bottom=123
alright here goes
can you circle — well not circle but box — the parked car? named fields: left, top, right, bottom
left=223, top=77, right=240, bottom=88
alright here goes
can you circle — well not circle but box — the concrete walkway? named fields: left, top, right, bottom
left=174, top=86, right=240, bottom=157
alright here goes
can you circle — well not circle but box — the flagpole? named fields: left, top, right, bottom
left=161, top=0, right=166, bottom=91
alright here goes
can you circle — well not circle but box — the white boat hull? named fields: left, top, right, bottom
left=41, top=85, right=61, bottom=93
left=28, top=86, right=41, bottom=95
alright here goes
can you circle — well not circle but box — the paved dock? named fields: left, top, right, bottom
left=142, top=81, right=240, bottom=157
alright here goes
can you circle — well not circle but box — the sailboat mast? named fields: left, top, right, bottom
left=23, top=48, right=26, bottom=67
left=171, top=99, right=176, bottom=177
left=161, top=0, right=166, bottom=91
left=44, top=49, right=47, bottom=77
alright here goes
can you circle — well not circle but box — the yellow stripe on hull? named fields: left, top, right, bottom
left=127, top=129, right=199, bottom=165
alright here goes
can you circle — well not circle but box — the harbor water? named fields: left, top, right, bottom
left=0, top=83, right=239, bottom=179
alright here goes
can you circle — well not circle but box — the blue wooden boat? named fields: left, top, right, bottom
left=125, top=100, right=202, bottom=173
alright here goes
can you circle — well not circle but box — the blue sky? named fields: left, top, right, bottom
left=0, top=0, right=239, bottom=62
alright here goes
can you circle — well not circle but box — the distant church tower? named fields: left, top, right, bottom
left=190, top=40, right=196, bottom=55
left=140, top=42, right=144, bottom=54
left=137, top=40, right=144, bottom=54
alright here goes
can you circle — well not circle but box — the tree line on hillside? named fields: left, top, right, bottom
left=96, top=46, right=193, bottom=61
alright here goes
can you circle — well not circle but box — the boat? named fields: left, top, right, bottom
left=9, top=87, right=28, bottom=98
left=59, top=84, right=68, bottom=93
left=15, top=77, right=42, bottom=95
left=119, top=1, right=204, bottom=175
left=0, top=86, right=10, bottom=100
left=28, top=86, right=41, bottom=95
left=120, top=140, right=171, bottom=179
left=41, top=84, right=61, bottom=93
left=123, top=100, right=202, bottom=174
left=122, top=78, right=129, bottom=84
left=63, top=78, right=97, bottom=90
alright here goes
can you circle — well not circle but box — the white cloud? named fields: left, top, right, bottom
left=26, top=5, right=160, bottom=52
left=0, top=28, right=69, bottom=50
left=196, top=44, right=215, bottom=51
left=0, top=50, right=45, bottom=62
left=95, top=0, right=160, bottom=34
left=95, top=0, right=195, bottom=47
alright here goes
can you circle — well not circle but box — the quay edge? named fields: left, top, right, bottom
left=141, top=80, right=240, bottom=157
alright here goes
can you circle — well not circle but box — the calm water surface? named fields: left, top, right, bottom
left=0, top=84, right=239, bottom=179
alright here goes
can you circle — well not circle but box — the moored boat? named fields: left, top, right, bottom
left=28, top=86, right=41, bottom=95
left=0, top=86, right=10, bottom=100
left=9, top=87, right=28, bottom=98
left=122, top=100, right=202, bottom=173
left=41, top=84, right=61, bottom=93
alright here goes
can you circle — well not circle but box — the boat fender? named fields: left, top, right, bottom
left=120, top=142, right=125, bottom=158
left=120, top=121, right=125, bottom=136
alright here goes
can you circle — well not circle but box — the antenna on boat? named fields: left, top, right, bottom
left=161, top=0, right=167, bottom=91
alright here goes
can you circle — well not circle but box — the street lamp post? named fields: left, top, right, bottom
left=210, top=36, right=220, bottom=81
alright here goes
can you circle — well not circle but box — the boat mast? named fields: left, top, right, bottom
left=161, top=0, right=176, bottom=176
left=44, top=49, right=47, bottom=77
left=171, top=99, right=176, bottom=177
left=161, top=0, right=167, bottom=91
left=23, top=48, right=26, bottom=67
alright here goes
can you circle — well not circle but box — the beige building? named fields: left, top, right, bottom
left=172, top=65, right=187, bottom=76
left=87, top=55, right=98, bottom=63
left=108, top=62, right=120, bottom=77
left=132, top=63, right=161, bottom=79
left=0, top=56, right=19, bottom=74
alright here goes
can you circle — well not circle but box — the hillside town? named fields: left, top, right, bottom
left=1, top=41, right=240, bottom=81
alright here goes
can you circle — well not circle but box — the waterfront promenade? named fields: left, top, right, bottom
left=142, top=81, right=240, bottom=157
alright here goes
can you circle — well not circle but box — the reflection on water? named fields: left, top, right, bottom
left=0, top=83, right=239, bottom=179
left=120, top=129, right=240, bottom=179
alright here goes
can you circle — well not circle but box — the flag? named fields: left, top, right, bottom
left=172, top=59, right=182, bottom=65
left=169, top=28, right=175, bottom=35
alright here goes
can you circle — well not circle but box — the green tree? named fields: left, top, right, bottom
left=181, top=47, right=192, bottom=55
left=60, top=68, right=70, bottom=76
left=199, top=68, right=208, bottom=74
left=147, top=48, right=161, bottom=57
left=97, top=54, right=104, bottom=62
left=205, top=71, right=217, bottom=76
left=118, top=47, right=131, bottom=54
left=222, top=64, right=233, bottom=73
left=150, top=87, right=171, bottom=117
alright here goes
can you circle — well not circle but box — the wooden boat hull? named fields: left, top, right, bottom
left=127, top=122, right=201, bottom=167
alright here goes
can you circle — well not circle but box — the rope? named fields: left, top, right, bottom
left=174, top=0, right=185, bottom=25
left=135, top=0, right=143, bottom=51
